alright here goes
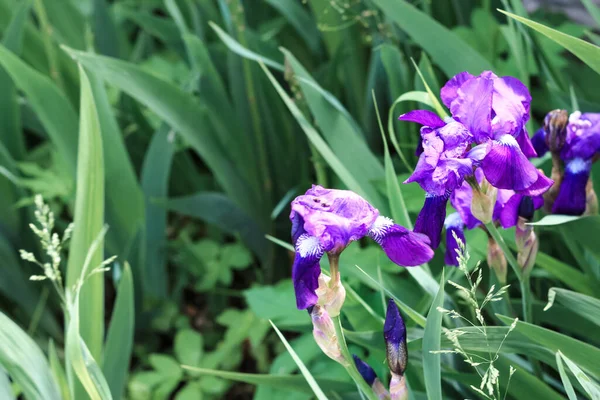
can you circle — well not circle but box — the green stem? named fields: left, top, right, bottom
left=485, top=223, right=522, bottom=281
left=332, top=315, right=379, bottom=400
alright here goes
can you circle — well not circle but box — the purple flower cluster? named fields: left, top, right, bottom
left=290, top=185, right=433, bottom=310
left=533, top=111, right=600, bottom=215
left=400, top=71, right=553, bottom=250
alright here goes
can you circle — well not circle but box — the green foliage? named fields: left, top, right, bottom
left=1, top=1, right=600, bottom=399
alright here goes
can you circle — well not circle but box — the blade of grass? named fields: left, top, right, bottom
left=422, top=270, right=445, bottom=400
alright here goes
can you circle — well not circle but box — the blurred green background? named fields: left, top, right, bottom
left=1, top=0, right=600, bottom=399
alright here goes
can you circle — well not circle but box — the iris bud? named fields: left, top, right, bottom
left=518, top=196, right=535, bottom=221
left=309, top=306, right=347, bottom=366
left=389, top=373, right=408, bottom=400
left=384, top=299, right=407, bottom=376
left=487, top=237, right=507, bottom=284
left=544, top=109, right=569, bottom=153
left=469, top=177, right=497, bottom=224
left=315, top=273, right=346, bottom=318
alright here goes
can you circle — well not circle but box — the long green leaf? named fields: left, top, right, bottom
left=422, top=270, right=445, bottom=400
left=500, top=9, right=600, bottom=75
left=544, top=287, right=600, bottom=327
left=556, top=352, right=578, bottom=400
left=0, top=368, right=15, bottom=400
left=0, top=312, right=61, bottom=400
left=269, top=321, right=328, bottom=400
left=371, top=0, right=492, bottom=76
left=48, top=340, right=70, bottom=400
left=180, top=366, right=355, bottom=394
left=497, top=315, right=600, bottom=378
left=0, top=44, right=78, bottom=172
left=558, top=351, right=600, bottom=399
left=65, top=65, right=105, bottom=364
left=62, top=46, right=260, bottom=217
left=103, top=263, right=135, bottom=399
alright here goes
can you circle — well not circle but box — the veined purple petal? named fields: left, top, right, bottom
left=292, top=234, right=324, bottom=309
left=490, top=76, right=530, bottom=138
left=562, top=112, right=600, bottom=160
left=450, top=75, right=493, bottom=143
left=516, top=129, right=538, bottom=158
left=531, top=128, right=548, bottom=158
left=414, top=193, right=449, bottom=249
left=444, top=213, right=465, bottom=266
left=291, top=185, right=379, bottom=252
left=450, top=181, right=482, bottom=230
left=384, top=299, right=407, bottom=376
left=481, top=135, right=539, bottom=191
left=520, top=169, right=554, bottom=196
left=290, top=212, right=306, bottom=245
left=399, top=109, right=445, bottom=128
left=498, top=193, right=522, bottom=229
left=352, top=355, right=377, bottom=386
left=368, top=216, right=434, bottom=266
left=440, top=71, right=474, bottom=108
left=552, top=158, right=591, bottom=215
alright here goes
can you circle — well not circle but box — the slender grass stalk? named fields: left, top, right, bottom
left=331, top=315, right=379, bottom=400
left=33, top=0, right=64, bottom=90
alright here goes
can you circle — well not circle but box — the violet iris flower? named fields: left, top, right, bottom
left=533, top=111, right=600, bottom=215
left=400, top=71, right=552, bottom=248
left=290, top=185, right=434, bottom=310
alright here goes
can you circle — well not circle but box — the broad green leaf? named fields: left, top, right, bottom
left=529, top=215, right=600, bottom=260
left=92, top=0, right=120, bottom=57
left=370, top=0, right=492, bottom=76
left=174, top=330, right=203, bottom=368
left=62, top=46, right=261, bottom=217
left=48, top=340, right=70, bottom=400
left=500, top=10, right=600, bottom=75
left=0, top=44, right=78, bottom=172
left=0, top=368, right=15, bottom=400
left=282, top=48, right=386, bottom=209
left=544, top=288, right=600, bottom=327
left=167, top=192, right=269, bottom=265
left=265, top=0, right=321, bottom=53
left=259, top=62, right=369, bottom=199
left=422, top=271, right=444, bottom=400
left=558, top=351, right=600, bottom=399
left=149, top=354, right=183, bottom=380
left=103, top=263, right=135, bottom=399
left=65, top=65, right=105, bottom=363
left=497, top=315, right=600, bottom=378
left=0, top=312, right=61, bottom=400
left=181, top=366, right=354, bottom=395
left=244, top=280, right=309, bottom=328
left=141, top=125, right=174, bottom=298
left=0, top=0, right=31, bottom=160
left=556, top=351, right=577, bottom=400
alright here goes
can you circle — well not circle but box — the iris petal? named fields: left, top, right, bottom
left=440, top=71, right=474, bottom=108
left=516, top=129, right=538, bottom=158
left=531, top=128, right=548, bottom=158
left=399, top=109, right=446, bottom=128
left=552, top=158, right=591, bottom=215
left=292, top=234, right=324, bottom=310
left=444, top=213, right=465, bottom=266
left=481, top=135, right=539, bottom=191
left=368, top=216, right=434, bottom=266
left=414, top=194, right=450, bottom=249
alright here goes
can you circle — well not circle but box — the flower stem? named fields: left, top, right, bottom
left=327, top=253, right=341, bottom=289
left=332, top=315, right=379, bottom=400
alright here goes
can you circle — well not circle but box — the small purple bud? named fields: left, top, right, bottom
left=384, top=299, right=407, bottom=376
left=516, top=218, right=538, bottom=277
left=518, top=196, right=535, bottom=221
left=352, top=355, right=377, bottom=386
left=544, top=109, right=569, bottom=153
left=487, top=237, right=507, bottom=284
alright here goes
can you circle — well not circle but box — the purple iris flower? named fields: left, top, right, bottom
left=290, top=185, right=434, bottom=310
left=401, top=71, right=552, bottom=248
left=533, top=111, right=600, bottom=215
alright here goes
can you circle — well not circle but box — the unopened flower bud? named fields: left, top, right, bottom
left=384, top=299, right=407, bottom=376
left=518, top=196, right=535, bottom=222
left=585, top=178, right=598, bottom=215
left=315, top=273, right=346, bottom=318
left=352, top=355, right=390, bottom=399
left=309, top=306, right=347, bottom=365
left=470, top=177, right=497, bottom=224
left=516, top=217, right=538, bottom=277
left=389, top=372, right=408, bottom=400
left=487, top=237, right=507, bottom=285
left=544, top=109, right=569, bottom=153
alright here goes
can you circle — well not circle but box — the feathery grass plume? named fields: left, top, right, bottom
left=434, top=234, right=518, bottom=399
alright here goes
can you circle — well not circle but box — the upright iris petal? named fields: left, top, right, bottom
left=290, top=186, right=434, bottom=309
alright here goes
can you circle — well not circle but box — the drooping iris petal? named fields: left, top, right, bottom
left=292, top=234, right=324, bottom=310
left=440, top=71, right=474, bottom=108
left=384, top=299, right=407, bottom=376
left=490, top=76, right=531, bottom=138
left=398, top=109, right=446, bottom=129
left=444, top=213, right=465, bottom=267
left=552, top=158, right=592, bottom=215
left=531, top=128, right=548, bottom=157
left=290, top=212, right=306, bottom=245
left=450, top=74, right=493, bottom=143
left=414, top=193, right=449, bottom=249
left=352, top=355, right=377, bottom=386
left=520, top=169, right=554, bottom=196
left=368, top=216, right=434, bottom=266
left=481, top=135, right=539, bottom=191
left=291, top=185, right=379, bottom=252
